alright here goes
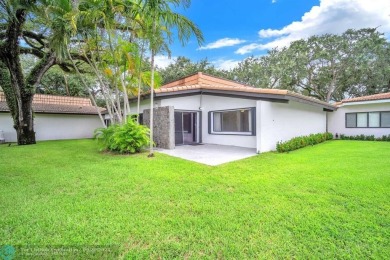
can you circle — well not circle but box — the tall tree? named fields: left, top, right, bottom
left=231, top=28, right=390, bottom=102
left=0, top=0, right=95, bottom=144
left=158, top=56, right=228, bottom=84
left=142, top=0, right=203, bottom=157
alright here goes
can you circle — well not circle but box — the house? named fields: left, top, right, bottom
left=0, top=92, right=104, bottom=142
left=131, top=72, right=336, bottom=153
left=2, top=73, right=386, bottom=149
left=328, top=92, right=390, bottom=137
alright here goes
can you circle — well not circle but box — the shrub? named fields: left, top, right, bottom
left=276, top=132, right=333, bottom=153
left=94, top=119, right=150, bottom=154
left=339, top=134, right=390, bottom=142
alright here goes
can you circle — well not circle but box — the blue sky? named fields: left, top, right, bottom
left=155, top=0, right=390, bottom=70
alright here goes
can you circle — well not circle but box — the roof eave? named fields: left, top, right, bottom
left=339, top=98, right=390, bottom=106
left=154, top=89, right=336, bottom=110
left=286, top=95, right=336, bottom=111
left=156, top=89, right=288, bottom=103
left=0, top=110, right=100, bottom=115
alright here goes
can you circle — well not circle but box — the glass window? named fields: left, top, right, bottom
left=182, top=113, right=192, bottom=133
left=346, top=111, right=390, bottom=128
left=213, top=112, right=222, bottom=132
left=221, top=111, right=239, bottom=132
left=368, top=112, right=380, bottom=127
left=346, top=113, right=357, bottom=128
left=357, top=113, right=368, bottom=127
left=212, top=109, right=252, bottom=133
left=381, top=112, right=390, bottom=127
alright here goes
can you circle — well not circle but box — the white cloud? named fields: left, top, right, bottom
left=198, top=38, right=246, bottom=50
left=212, top=59, right=240, bottom=70
left=154, top=55, right=176, bottom=69
left=236, top=0, right=390, bottom=54
left=235, top=43, right=266, bottom=55
left=272, top=0, right=277, bottom=3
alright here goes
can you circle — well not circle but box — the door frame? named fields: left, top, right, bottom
left=174, top=110, right=202, bottom=145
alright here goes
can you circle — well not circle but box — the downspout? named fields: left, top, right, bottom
left=326, top=111, right=329, bottom=133
left=199, top=91, right=203, bottom=143
left=256, top=100, right=261, bottom=154
left=199, top=91, right=203, bottom=110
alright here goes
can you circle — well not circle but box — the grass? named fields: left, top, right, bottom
left=0, top=140, right=389, bottom=259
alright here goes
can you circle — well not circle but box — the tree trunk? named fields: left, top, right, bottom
left=66, top=48, right=106, bottom=127
left=5, top=77, right=37, bottom=145
left=16, top=122, right=36, bottom=145
left=137, top=42, right=145, bottom=117
left=1, top=77, right=37, bottom=145
left=148, top=17, right=157, bottom=157
left=16, top=91, right=36, bottom=144
left=0, top=9, right=37, bottom=145
left=149, top=50, right=155, bottom=157
left=82, top=50, right=117, bottom=124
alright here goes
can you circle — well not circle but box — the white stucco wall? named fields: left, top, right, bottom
left=158, top=95, right=257, bottom=148
left=201, top=95, right=257, bottom=148
left=257, top=101, right=327, bottom=153
left=160, top=95, right=202, bottom=111
left=129, top=99, right=161, bottom=114
left=0, top=113, right=16, bottom=142
left=328, top=101, right=390, bottom=137
left=132, top=95, right=329, bottom=151
left=0, top=113, right=102, bottom=142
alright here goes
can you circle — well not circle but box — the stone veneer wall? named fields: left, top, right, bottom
left=143, top=106, right=175, bottom=149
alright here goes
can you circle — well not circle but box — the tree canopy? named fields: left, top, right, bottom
left=158, top=56, right=228, bottom=84
left=0, top=0, right=203, bottom=145
left=230, top=28, right=390, bottom=102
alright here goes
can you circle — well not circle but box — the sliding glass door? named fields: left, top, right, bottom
left=175, top=111, right=199, bottom=145
left=174, top=112, right=184, bottom=145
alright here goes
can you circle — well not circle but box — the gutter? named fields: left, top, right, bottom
left=155, top=89, right=336, bottom=111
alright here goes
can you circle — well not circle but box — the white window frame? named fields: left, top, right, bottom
left=209, top=108, right=255, bottom=136
left=345, top=111, right=390, bottom=128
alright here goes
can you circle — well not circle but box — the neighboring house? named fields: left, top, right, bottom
left=0, top=92, right=104, bottom=142
left=131, top=72, right=336, bottom=153
left=328, top=92, right=390, bottom=137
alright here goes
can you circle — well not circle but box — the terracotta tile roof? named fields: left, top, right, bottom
left=0, top=92, right=104, bottom=115
left=162, top=72, right=250, bottom=89
left=32, top=94, right=93, bottom=106
left=340, top=92, right=390, bottom=104
left=157, top=72, right=335, bottom=110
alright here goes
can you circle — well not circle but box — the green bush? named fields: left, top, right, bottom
left=94, top=119, right=150, bottom=154
left=339, top=134, right=390, bottom=142
left=276, top=133, right=333, bottom=153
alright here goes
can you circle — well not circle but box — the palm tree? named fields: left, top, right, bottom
left=56, top=0, right=139, bottom=125
left=43, top=0, right=109, bottom=126
left=141, top=0, right=204, bottom=157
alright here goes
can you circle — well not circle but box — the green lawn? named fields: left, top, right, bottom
left=0, top=140, right=389, bottom=259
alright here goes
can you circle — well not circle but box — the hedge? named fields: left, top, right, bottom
left=276, top=132, right=333, bottom=153
left=339, top=134, right=390, bottom=141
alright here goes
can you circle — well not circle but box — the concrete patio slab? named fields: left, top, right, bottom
left=157, top=144, right=257, bottom=166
